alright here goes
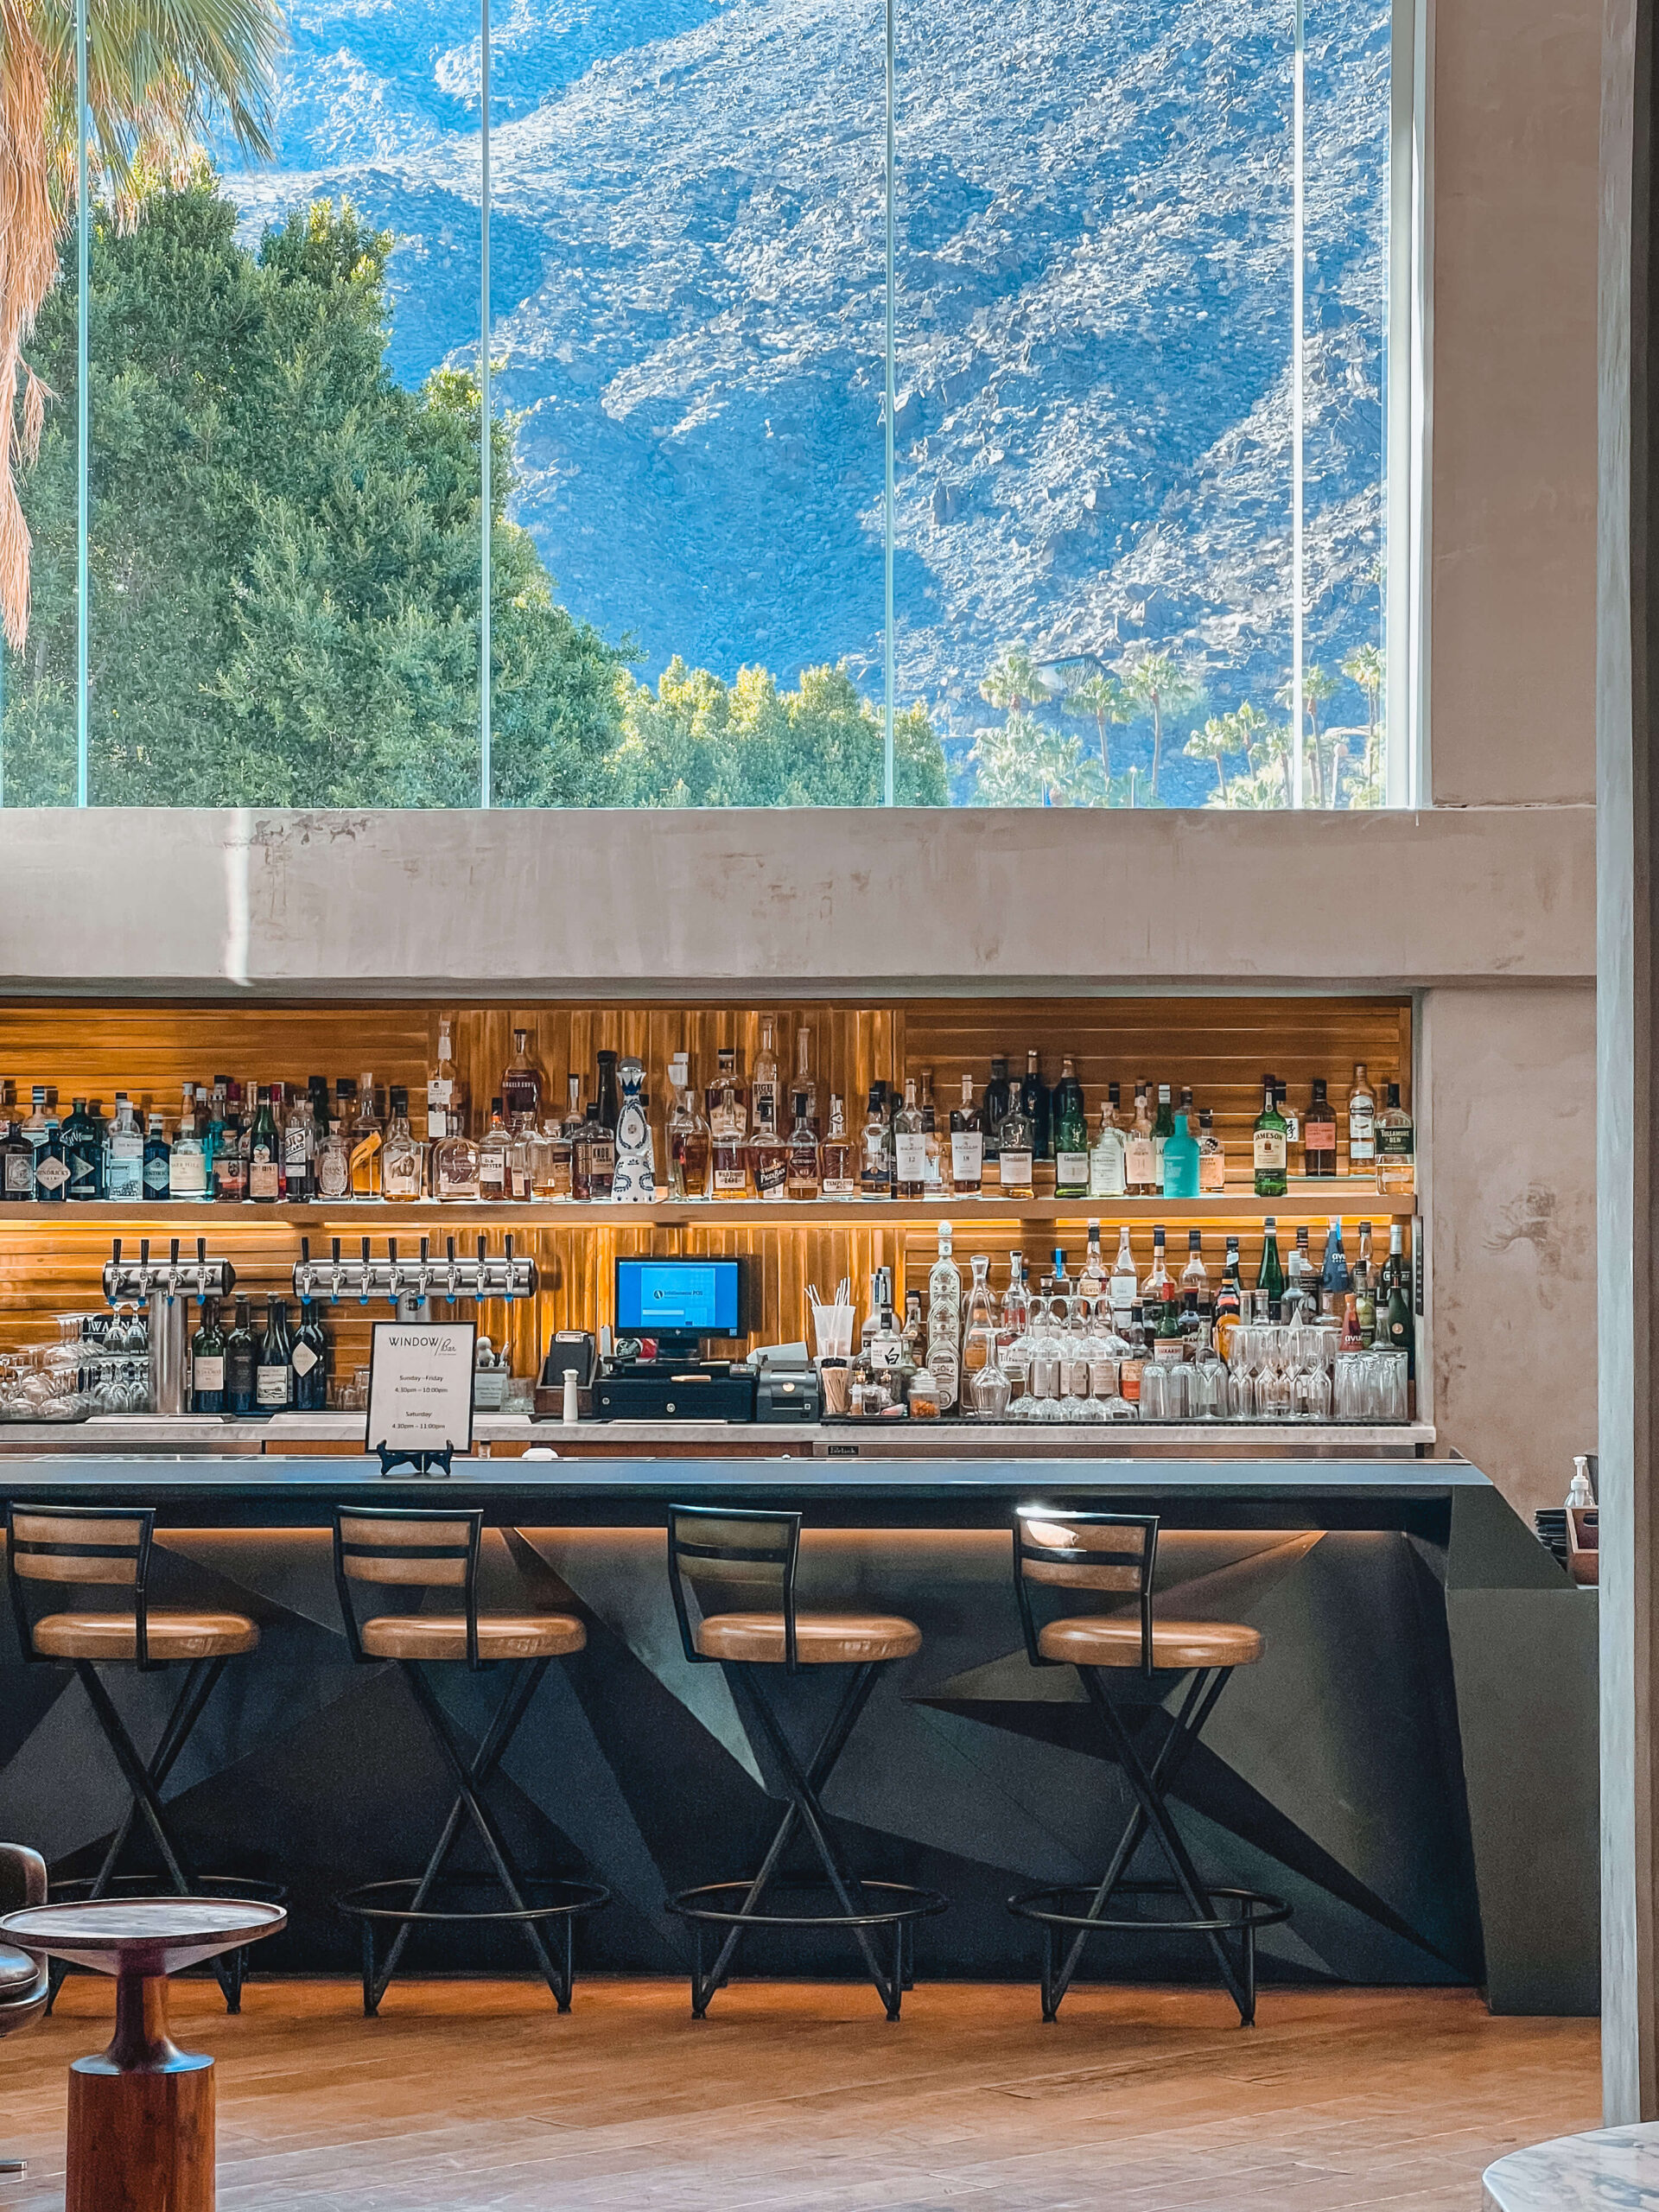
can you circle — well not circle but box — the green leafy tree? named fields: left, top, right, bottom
left=1063, top=669, right=1129, bottom=787
left=978, top=645, right=1044, bottom=716
left=1185, top=705, right=1255, bottom=798
left=1120, top=648, right=1201, bottom=801
left=967, top=708, right=1084, bottom=806
left=1277, top=663, right=1341, bottom=805
left=1342, top=641, right=1385, bottom=791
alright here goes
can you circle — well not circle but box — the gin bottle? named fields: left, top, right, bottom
left=103, top=1094, right=143, bottom=1202
left=1088, top=1084, right=1127, bottom=1198
left=168, top=1092, right=208, bottom=1200
left=995, top=1090, right=1034, bottom=1199
left=141, top=1110, right=171, bottom=1203
left=1124, top=1085, right=1157, bottom=1195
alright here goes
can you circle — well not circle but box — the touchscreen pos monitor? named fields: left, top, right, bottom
left=613, top=1256, right=747, bottom=1360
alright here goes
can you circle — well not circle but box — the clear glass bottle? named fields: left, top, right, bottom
left=669, top=1082, right=711, bottom=1199
left=918, top=1068, right=945, bottom=1198
left=820, top=1094, right=855, bottom=1198
left=1198, top=1107, right=1227, bottom=1192
left=948, top=1073, right=983, bottom=1196
left=315, top=1116, right=351, bottom=1201
left=709, top=1069, right=751, bottom=1196
left=791, top=1026, right=819, bottom=1135
left=893, top=1077, right=927, bottom=1199
left=860, top=1085, right=893, bottom=1198
left=381, top=1087, right=424, bottom=1201
left=785, top=1091, right=821, bottom=1200
left=1140, top=1225, right=1173, bottom=1310
left=1124, top=1084, right=1157, bottom=1195
left=476, top=1099, right=511, bottom=1201
left=1179, top=1230, right=1211, bottom=1327
left=1109, top=1226, right=1137, bottom=1332
left=562, top=1075, right=590, bottom=1199
left=751, top=1018, right=780, bottom=1140
left=1346, top=1062, right=1376, bottom=1172
left=752, top=1105, right=790, bottom=1200
left=505, top=1112, right=537, bottom=1202
left=586, top=1103, right=617, bottom=1201
left=1089, top=1083, right=1128, bottom=1198
left=165, top=1091, right=206, bottom=1200
left=1353, top=1220, right=1376, bottom=1344
left=1252, top=1083, right=1288, bottom=1198
left=1077, top=1220, right=1105, bottom=1300
left=435, top=1116, right=481, bottom=1201
left=996, top=1090, right=1034, bottom=1199
left=961, top=1254, right=999, bottom=1378
left=1151, top=1082, right=1175, bottom=1182
left=1376, top=1084, right=1415, bottom=1195
left=533, top=1115, right=574, bottom=1200
left=927, top=1220, right=962, bottom=1348
left=706, top=1046, right=748, bottom=1141
left=104, top=1094, right=143, bottom=1202
left=283, top=1082, right=315, bottom=1204
left=1214, top=1236, right=1243, bottom=1360
left=427, top=1018, right=466, bottom=1147
left=349, top=1074, right=384, bottom=1200
left=502, top=1028, right=542, bottom=1122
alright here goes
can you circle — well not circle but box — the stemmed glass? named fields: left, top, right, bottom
left=1227, top=1325, right=1260, bottom=1419
left=1256, top=1326, right=1295, bottom=1419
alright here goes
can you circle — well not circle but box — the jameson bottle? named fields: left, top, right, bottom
left=224, top=1298, right=257, bottom=1415
left=191, top=1298, right=226, bottom=1414
left=1252, top=1084, right=1288, bottom=1199
left=256, top=1295, right=294, bottom=1413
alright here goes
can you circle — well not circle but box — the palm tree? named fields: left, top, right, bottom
left=1185, top=707, right=1251, bottom=799
left=0, top=0, right=282, bottom=646
left=1063, top=669, right=1128, bottom=786
left=1343, top=643, right=1385, bottom=783
left=978, top=645, right=1044, bottom=716
left=1276, top=664, right=1340, bottom=804
left=1120, top=648, right=1201, bottom=801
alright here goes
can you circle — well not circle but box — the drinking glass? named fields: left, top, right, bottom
left=1334, top=1351, right=1370, bottom=1420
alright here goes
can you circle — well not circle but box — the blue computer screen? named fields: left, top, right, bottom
left=615, top=1258, right=740, bottom=1334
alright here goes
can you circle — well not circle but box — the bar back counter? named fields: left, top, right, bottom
left=0, top=1446, right=1596, bottom=2015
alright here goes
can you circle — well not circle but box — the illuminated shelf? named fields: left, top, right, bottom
left=0, top=1192, right=1420, bottom=1230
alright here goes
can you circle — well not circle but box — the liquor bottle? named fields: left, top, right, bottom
left=1020, top=1050, right=1051, bottom=1162
left=860, top=1085, right=893, bottom=1198
left=1180, top=1230, right=1211, bottom=1323
left=533, top=1112, right=574, bottom=1200
left=381, top=1087, right=424, bottom=1200
left=1346, top=1063, right=1376, bottom=1172
left=1274, top=1077, right=1300, bottom=1160
left=927, top=1221, right=962, bottom=1346
left=706, top=1047, right=747, bottom=1140
left=893, top=1077, right=927, bottom=1199
left=1078, top=1220, right=1106, bottom=1300
left=512, top=1107, right=548, bottom=1202
left=1382, top=1271, right=1414, bottom=1366
left=709, top=1075, right=750, bottom=1197
left=998, top=1252, right=1032, bottom=1398
left=785, top=1091, right=821, bottom=1200
left=664, top=1071, right=708, bottom=1200
left=477, top=1099, right=512, bottom=1200
left=1197, top=1107, right=1226, bottom=1192
left=191, top=1296, right=226, bottom=1414
left=502, top=1028, right=542, bottom=1122
left=1257, top=1216, right=1286, bottom=1320
left=1119, top=1307, right=1146, bottom=1408
left=215, top=1083, right=249, bottom=1203
left=435, top=1113, right=481, bottom=1201
left=1303, top=1079, right=1338, bottom=1178
left=1124, top=1084, right=1157, bottom=1195
left=752, top=1103, right=790, bottom=1201
left=103, top=1095, right=143, bottom=1201
left=1214, top=1236, right=1243, bottom=1359
left=292, top=1300, right=328, bottom=1411
left=315, top=1116, right=351, bottom=1201
left=791, top=1027, right=819, bottom=1135
left=751, top=1018, right=780, bottom=1139
left=981, top=1056, right=1012, bottom=1166
left=1051, top=1243, right=1071, bottom=1302
left=1376, top=1084, right=1415, bottom=1195
left=1089, top=1084, right=1128, bottom=1198
left=1285, top=1224, right=1316, bottom=1321
left=141, top=1111, right=170, bottom=1204
left=1109, top=1227, right=1137, bottom=1332
left=1151, top=1083, right=1175, bottom=1183
left=1252, top=1084, right=1287, bottom=1199
left=1052, top=1058, right=1090, bottom=1198
left=166, top=1091, right=207, bottom=1200
left=595, top=1051, right=622, bottom=1137
left=948, top=1074, right=984, bottom=1196
left=256, top=1294, right=294, bottom=1413
left=3, top=1087, right=41, bottom=1200
left=1320, top=1217, right=1352, bottom=1306
left=961, top=1254, right=998, bottom=1377
left=995, top=1084, right=1034, bottom=1198
left=1160, top=1107, right=1200, bottom=1198
left=60, top=1096, right=103, bottom=1201
left=1381, top=1219, right=1409, bottom=1300
left=349, top=1074, right=384, bottom=1200
left=224, top=1297, right=257, bottom=1415
left=1140, top=1225, right=1173, bottom=1312
left=562, top=1076, right=589, bottom=1200
left=918, top=1069, right=944, bottom=1198
left=283, top=1083, right=315, bottom=1204
left=821, top=1094, right=855, bottom=1198
left=428, top=1019, right=465, bottom=1146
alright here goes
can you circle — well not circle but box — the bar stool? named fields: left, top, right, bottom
left=4, top=1503, right=268, bottom=2013
left=331, top=1506, right=608, bottom=2013
left=665, top=1503, right=945, bottom=2021
left=0, top=1840, right=48, bottom=2180
left=1007, top=1507, right=1290, bottom=2024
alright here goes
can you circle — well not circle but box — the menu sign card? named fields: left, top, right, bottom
left=366, top=1322, right=476, bottom=1456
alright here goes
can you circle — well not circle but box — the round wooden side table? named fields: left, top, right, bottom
left=0, top=1897, right=286, bottom=2212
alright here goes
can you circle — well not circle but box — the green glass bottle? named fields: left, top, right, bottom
left=1256, top=1216, right=1286, bottom=1320
left=1052, top=1057, right=1090, bottom=1198
left=1251, top=1083, right=1288, bottom=1199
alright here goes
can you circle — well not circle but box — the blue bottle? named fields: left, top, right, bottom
left=143, top=1113, right=172, bottom=1202
left=1160, top=1111, right=1201, bottom=1199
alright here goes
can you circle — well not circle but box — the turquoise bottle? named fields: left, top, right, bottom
left=1160, top=1110, right=1201, bottom=1199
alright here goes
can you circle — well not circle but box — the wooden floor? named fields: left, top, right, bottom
left=1, top=1979, right=1600, bottom=2211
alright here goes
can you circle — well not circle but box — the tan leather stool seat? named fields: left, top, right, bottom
left=32, top=1611, right=259, bottom=1662
left=360, top=1613, right=587, bottom=1662
left=1038, top=1616, right=1264, bottom=1670
left=0, top=1946, right=39, bottom=1994
left=696, top=1611, right=922, bottom=1665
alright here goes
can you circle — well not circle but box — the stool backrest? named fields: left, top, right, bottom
left=6, top=1502, right=158, bottom=1667
left=1014, top=1507, right=1159, bottom=1675
left=333, top=1507, right=484, bottom=1668
left=668, top=1504, right=803, bottom=1669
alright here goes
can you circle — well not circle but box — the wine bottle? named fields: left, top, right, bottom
left=256, top=1294, right=294, bottom=1413
left=292, top=1300, right=328, bottom=1412
left=224, top=1298, right=257, bottom=1414
left=191, top=1297, right=226, bottom=1414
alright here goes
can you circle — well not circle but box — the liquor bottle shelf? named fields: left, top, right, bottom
left=0, top=1192, right=1420, bottom=1230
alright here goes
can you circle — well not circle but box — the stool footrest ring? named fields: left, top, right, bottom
left=1009, top=1879, right=1291, bottom=1939
left=670, top=1878, right=947, bottom=1931
left=334, top=1876, right=609, bottom=1928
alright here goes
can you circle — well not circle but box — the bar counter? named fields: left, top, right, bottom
left=0, top=1447, right=1595, bottom=2015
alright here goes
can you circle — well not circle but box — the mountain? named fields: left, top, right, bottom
left=223, top=0, right=1389, bottom=806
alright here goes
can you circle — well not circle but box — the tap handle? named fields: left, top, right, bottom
left=331, top=1237, right=340, bottom=1262
left=111, top=1238, right=123, bottom=1263
left=360, top=1236, right=371, bottom=1263
left=505, top=1233, right=515, bottom=1262
left=447, top=1237, right=455, bottom=1262
left=301, top=1236, right=312, bottom=1264
left=476, top=1235, right=487, bottom=1263
left=388, top=1238, right=398, bottom=1265
left=420, top=1237, right=430, bottom=1262
left=168, top=1238, right=180, bottom=1263
left=139, top=1238, right=150, bottom=1266
left=197, top=1237, right=207, bottom=1266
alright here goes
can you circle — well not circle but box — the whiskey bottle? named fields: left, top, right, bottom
left=533, top=1114, right=575, bottom=1200
left=1252, top=1084, right=1288, bottom=1198
left=1077, top=1220, right=1106, bottom=1300
left=427, top=1018, right=466, bottom=1147
left=752, top=1103, right=790, bottom=1200
left=1346, top=1063, right=1376, bottom=1172
left=948, top=1074, right=983, bottom=1196
left=706, top=1047, right=748, bottom=1141
left=1179, top=1230, right=1211, bottom=1325
left=563, top=1076, right=590, bottom=1199
left=502, top=1028, right=542, bottom=1122
left=1197, top=1107, right=1226, bottom=1192
left=1124, top=1084, right=1157, bottom=1195
left=584, top=1103, right=616, bottom=1200
left=1214, top=1237, right=1243, bottom=1359
left=893, top=1077, right=927, bottom=1199
left=918, top=1068, right=944, bottom=1198
left=381, top=1088, right=425, bottom=1200
left=507, top=1112, right=538, bottom=1201
left=1303, top=1078, right=1338, bottom=1177
left=860, top=1085, right=893, bottom=1198
left=996, top=1090, right=1034, bottom=1199
left=785, top=1092, right=821, bottom=1200
left=349, top=1074, right=384, bottom=1200
left=1376, top=1084, right=1415, bottom=1195
left=821, top=1094, right=855, bottom=1198
left=668, top=1079, right=711, bottom=1199
left=1109, top=1227, right=1137, bottom=1332
left=751, top=1018, right=781, bottom=1139
left=435, top=1115, right=481, bottom=1202
left=791, top=1026, right=819, bottom=1135
left=1089, top=1084, right=1128, bottom=1198
left=709, top=1068, right=751, bottom=1196
left=1052, top=1057, right=1090, bottom=1198
left=981, top=1057, right=1012, bottom=1166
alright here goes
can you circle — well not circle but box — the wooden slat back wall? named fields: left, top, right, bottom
left=0, top=993, right=1411, bottom=1369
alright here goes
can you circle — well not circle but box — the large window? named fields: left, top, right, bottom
left=0, top=0, right=1404, bottom=808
